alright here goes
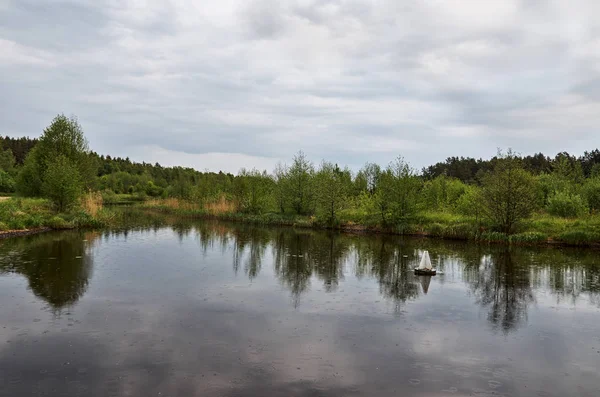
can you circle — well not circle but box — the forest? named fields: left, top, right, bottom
left=1, top=114, right=600, bottom=245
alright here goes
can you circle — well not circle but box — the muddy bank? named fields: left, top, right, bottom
left=0, top=228, right=52, bottom=240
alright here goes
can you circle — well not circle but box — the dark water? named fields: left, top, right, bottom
left=1, top=222, right=599, bottom=397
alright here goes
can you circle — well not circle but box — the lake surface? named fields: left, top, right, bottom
left=1, top=221, right=599, bottom=397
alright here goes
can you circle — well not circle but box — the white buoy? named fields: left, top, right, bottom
left=415, top=250, right=436, bottom=275
left=417, top=251, right=432, bottom=270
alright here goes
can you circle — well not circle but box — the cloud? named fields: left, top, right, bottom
left=0, top=0, right=599, bottom=173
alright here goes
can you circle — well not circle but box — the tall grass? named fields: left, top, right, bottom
left=81, top=191, right=103, bottom=217
left=204, top=196, right=236, bottom=215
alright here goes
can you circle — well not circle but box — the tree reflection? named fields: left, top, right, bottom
left=231, top=227, right=270, bottom=280
left=0, top=231, right=96, bottom=311
left=464, top=249, right=534, bottom=333
left=273, top=230, right=313, bottom=308
left=310, top=233, right=348, bottom=292
left=355, top=237, right=421, bottom=313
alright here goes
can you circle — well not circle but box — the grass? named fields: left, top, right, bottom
left=0, top=195, right=117, bottom=232
left=2, top=195, right=599, bottom=248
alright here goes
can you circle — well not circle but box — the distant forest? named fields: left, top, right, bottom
left=2, top=134, right=600, bottom=188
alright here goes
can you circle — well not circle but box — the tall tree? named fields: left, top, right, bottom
left=273, top=162, right=288, bottom=214
left=378, top=157, right=421, bottom=227
left=17, top=114, right=96, bottom=196
left=42, top=155, right=83, bottom=212
left=286, top=151, right=314, bottom=215
left=480, top=150, right=538, bottom=234
left=315, top=161, right=351, bottom=225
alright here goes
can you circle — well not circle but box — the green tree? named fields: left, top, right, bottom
left=286, top=151, right=314, bottom=215
left=273, top=162, right=288, bottom=214
left=378, top=157, right=421, bottom=227
left=547, top=191, right=588, bottom=218
left=233, top=168, right=273, bottom=214
left=42, top=155, right=83, bottom=212
left=0, top=148, right=16, bottom=174
left=315, top=161, right=351, bottom=225
left=583, top=177, right=600, bottom=212
left=17, top=114, right=96, bottom=196
left=354, top=162, right=381, bottom=195
left=480, top=151, right=538, bottom=234
left=0, top=170, right=15, bottom=192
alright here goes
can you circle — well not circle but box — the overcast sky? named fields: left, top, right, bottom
left=1, top=0, right=599, bottom=173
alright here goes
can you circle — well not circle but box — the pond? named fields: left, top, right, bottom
left=1, top=221, right=599, bottom=396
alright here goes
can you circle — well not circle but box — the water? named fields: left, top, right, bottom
left=1, top=221, right=599, bottom=397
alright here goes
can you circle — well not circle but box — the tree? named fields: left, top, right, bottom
left=0, top=148, right=16, bottom=174
left=17, top=114, right=96, bottom=196
left=273, top=162, right=288, bottom=214
left=377, top=157, right=421, bottom=227
left=0, top=170, right=15, bottom=193
left=233, top=168, right=273, bottom=214
left=286, top=151, right=314, bottom=215
left=480, top=151, right=538, bottom=234
left=42, top=155, right=83, bottom=212
left=315, top=161, right=351, bottom=225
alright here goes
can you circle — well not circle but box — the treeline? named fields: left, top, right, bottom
left=2, top=114, right=600, bottom=236
left=423, top=151, right=600, bottom=182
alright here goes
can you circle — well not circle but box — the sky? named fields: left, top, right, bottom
left=1, top=0, right=599, bottom=174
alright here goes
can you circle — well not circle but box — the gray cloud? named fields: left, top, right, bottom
left=1, top=0, right=599, bottom=173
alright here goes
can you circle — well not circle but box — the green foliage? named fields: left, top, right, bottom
left=509, top=232, right=548, bottom=244
left=582, top=177, right=600, bottom=211
left=42, top=155, right=83, bottom=212
left=376, top=157, right=421, bottom=226
left=0, top=148, right=16, bottom=174
left=558, top=230, right=599, bottom=246
left=479, top=231, right=509, bottom=243
left=546, top=191, right=588, bottom=218
left=421, top=176, right=467, bottom=210
left=314, top=161, right=351, bottom=225
left=480, top=151, right=538, bottom=234
left=47, top=216, right=71, bottom=229
left=285, top=151, right=315, bottom=215
left=17, top=114, right=95, bottom=197
left=0, top=170, right=16, bottom=192
left=233, top=168, right=274, bottom=214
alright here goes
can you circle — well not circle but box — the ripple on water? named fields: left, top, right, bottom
left=442, top=387, right=458, bottom=393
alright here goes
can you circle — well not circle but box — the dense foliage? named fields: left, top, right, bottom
left=3, top=114, right=600, bottom=239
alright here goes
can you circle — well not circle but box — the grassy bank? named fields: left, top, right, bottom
left=2, top=196, right=599, bottom=248
left=140, top=198, right=600, bottom=248
left=0, top=194, right=117, bottom=232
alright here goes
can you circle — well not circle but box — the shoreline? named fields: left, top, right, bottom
left=1, top=208, right=598, bottom=250
left=143, top=207, right=600, bottom=249
left=0, top=227, right=52, bottom=240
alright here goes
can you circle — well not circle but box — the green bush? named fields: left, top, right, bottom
left=0, top=222, right=8, bottom=231
left=425, top=222, right=445, bottom=237
left=479, top=231, right=509, bottom=243
left=509, top=232, right=548, bottom=244
left=583, top=178, right=600, bottom=212
left=47, top=216, right=71, bottom=229
left=547, top=191, right=589, bottom=218
left=444, top=223, right=476, bottom=240
left=558, top=230, right=600, bottom=246
left=0, top=170, right=15, bottom=193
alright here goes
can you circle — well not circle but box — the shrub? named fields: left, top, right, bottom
left=509, top=232, right=548, bottom=244
left=547, top=191, right=589, bottom=218
left=479, top=231, right=509, bottom=243
left=425, top=222, right=445, bottom=237
left=0, top=222, right=8, bottom=231
left=444, top=223, right=476, bottom=240
left=47, top=216, right=71, bottom=229
left=583, top=178, right=600, bottom=212
left=558, top=230, right=600, bottom=246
